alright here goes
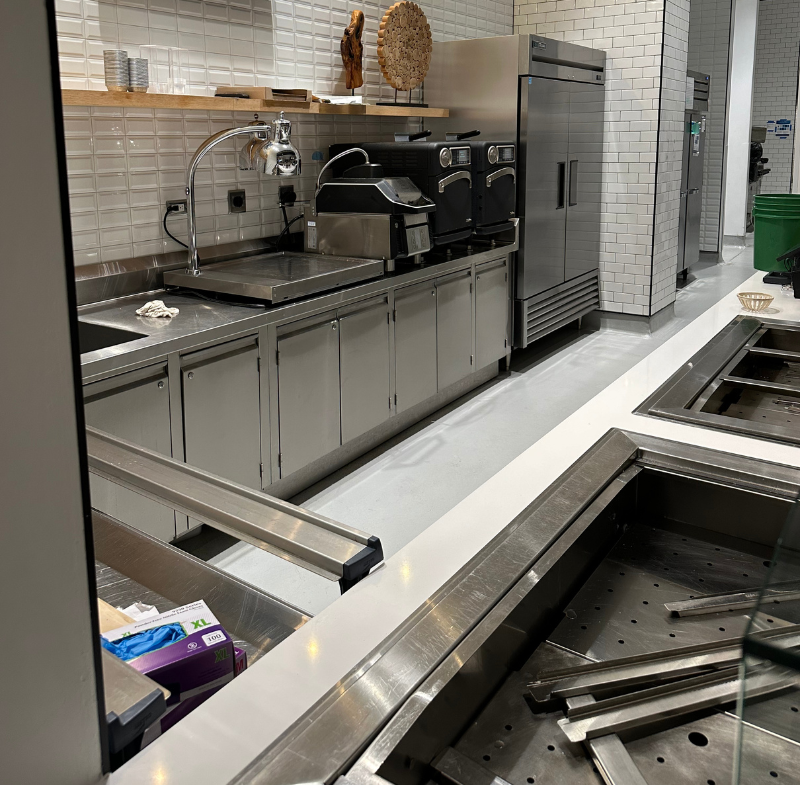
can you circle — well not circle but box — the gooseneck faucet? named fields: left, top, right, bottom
left=185, top=120, right=268, bottom=276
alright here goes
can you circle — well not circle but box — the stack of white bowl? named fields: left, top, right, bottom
left=103, top=50, right=129, bottom=92
left=127, top=58, right=149, bottom=93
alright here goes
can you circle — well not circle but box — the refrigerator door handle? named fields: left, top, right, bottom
left=557, top=162, right=566, bottom=209
left=568, top=159, right=579, bottom=206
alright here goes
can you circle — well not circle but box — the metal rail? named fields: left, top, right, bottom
left=85, top=426, right=383, bottom=590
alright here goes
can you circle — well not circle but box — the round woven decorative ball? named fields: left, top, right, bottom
left=377, top=1, right=432, bottom=92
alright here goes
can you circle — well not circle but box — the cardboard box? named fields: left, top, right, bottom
left=101, top=600, right=235, bottom=707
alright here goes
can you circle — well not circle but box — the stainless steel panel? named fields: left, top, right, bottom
left=426, top=38, right=522, bottom=140
left=84, top=366, right=176, bottom=541
left=307, top=212, right=393, bottom=261
left=565, top=81, right=604, bottom=282
left=519, top=75, right=571, bottom=298
left=437, top=270, right=474, bottom=389
left=684, top=111, right=706, bottom=270
left=475, top=260, right=509, bottom=368
left=93, top=510, right=310, bottom=657
left=86, top=428, right=381, bottom=582
left=522, top=33, right=606, bottom=73
left=277, top=315, right=341, bottom=477
left=164, top=252, right=385, bottom=304
left=394, top=282, right=438, bottom=414
left=340, top=298, right=391, bottom=444
left=182, top=338, right=262, bottom=491
left=677, top=115, right=691, bottom=274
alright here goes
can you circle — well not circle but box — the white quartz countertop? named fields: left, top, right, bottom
left=109, top=273, right=800, bottom=785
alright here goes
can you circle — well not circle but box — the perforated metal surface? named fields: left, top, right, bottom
left=548, top=525, right=777, bottom=661
left=451, top=523, right=796, bottom=785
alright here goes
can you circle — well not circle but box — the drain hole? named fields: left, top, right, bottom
left=505, top=724, right=513, bottom=731
left=719, top=627, right=726, bottom=632
left=707, top=562, right=713, bottom=566
left=743, top=573, right=749, bottom=578
left=527, top=779, right=535, bottom=784
left=699, top=578, right=705, bottom=582
left=708, top=780, right=716, bottom=785
left=619, top=571, right=625, bottom=576
left=770, top=772, right=778, bottom=778
left=483, top=755, right=491, bottom=761
left=654, top=583, right=660, bottom=587
left=631, top=619, right=637, bottom=624
left=547, top=744, right=555, bottom=751
left=768, top=618, right=774, bottom=623
left=618, top=639, right=625, bottom=644
left=791, top=707, right=798, bottom=713
left=688, top=732, right=709, bottom=747
left=764, top=560, right=771, bottom=567
left=595, top=606, right=601, bottom=610
left=657, top=756, right=665, bottom=763
left=581, top=625, right=587, bottom=630
left=643, top=600, right=649, bottom=605
left=608, top=588, right=614, bottom=593
left=669, top=633, right=676, bottom=638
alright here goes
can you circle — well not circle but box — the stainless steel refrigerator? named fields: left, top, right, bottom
left=677, top=71, right=709, bottom=278
left=427, top=35, right=606, bottom=348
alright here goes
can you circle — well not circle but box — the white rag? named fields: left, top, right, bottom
left=136, top=299, right=179, bottom=318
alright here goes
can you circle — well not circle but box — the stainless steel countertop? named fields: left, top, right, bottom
left=79, top=236, right=517, bottom=383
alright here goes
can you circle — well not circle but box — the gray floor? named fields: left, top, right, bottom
left=202, top=243, right=758, bottom=615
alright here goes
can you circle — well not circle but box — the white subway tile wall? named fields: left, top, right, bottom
left=56, top=0, right=513, bottom=265
left=687, top=0, right=730, bottom=253
left=515, top=0, right=688, bottom=316
left=651, top=0, right=689, bottom=313
left=752, top=0, right=800, bottom=195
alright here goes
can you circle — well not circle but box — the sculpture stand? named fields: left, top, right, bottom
left=377, top=86, right=428, bottom=108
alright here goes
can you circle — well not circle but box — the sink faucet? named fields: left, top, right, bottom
left=185, top=118, right=268, bottom=276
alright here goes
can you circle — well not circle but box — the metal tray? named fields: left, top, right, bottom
left=164, top=251, right=385, bottom=304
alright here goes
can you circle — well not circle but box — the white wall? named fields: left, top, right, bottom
left=515, top=0, right=689, bottom=317
left=723, top=0, right=758, bottom=240
left=752, top=0, right=800, bottom=194
left=687, top=0, right=732, bottom=253
left=55, top=0, right=513, bottom=265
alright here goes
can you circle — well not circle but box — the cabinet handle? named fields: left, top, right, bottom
left=568, top=159, right=579, bottom=206
left=557, top=162, right=566, bottom=209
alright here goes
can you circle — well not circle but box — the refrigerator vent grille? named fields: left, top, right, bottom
left=516, top=271, right=599, bottom=347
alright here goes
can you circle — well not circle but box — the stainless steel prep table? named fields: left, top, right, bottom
left=78, top=235, right=517, bottom=541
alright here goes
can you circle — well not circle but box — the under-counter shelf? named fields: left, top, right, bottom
left=61, top=89, right=449, bottom=117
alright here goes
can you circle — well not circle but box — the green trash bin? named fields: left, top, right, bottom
left=753, top=196, right=800, bottom=272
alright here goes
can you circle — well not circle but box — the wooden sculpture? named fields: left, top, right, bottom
left=341, top=10, right=365, bottom=90
left=377, top=1, right=432, bottom=92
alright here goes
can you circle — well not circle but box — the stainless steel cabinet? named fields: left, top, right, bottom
left=564, top=80, right=604, bottom=282
left=182, top=336, right=262, bottom=491
left=394, top=282, right=438, bottom=414
left=475, top=260, right=509, bottom=368
left=339, top=297, right=391, bottom=443
left=436, top=270, right=474, bottom=389
left=84, top=364, right=176, bottom=541
left=277, top=314, right=341, bottom=477
left=519, top=75, right=571, bottom=298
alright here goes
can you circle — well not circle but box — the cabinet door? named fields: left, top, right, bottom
left=84, top=365, right=176, bottom=541
left=277, top=315, right=340, bottom=477
left=520, top=76, right=571, bottom=297
left=476, top=260, right=509, bottom=369
left=182, top=337, right=261, bottom=492
left=565, top=80, right=604, bottom=282
left=339, top=298, right=391, bottom=444
left=395, top=282, right=437, bottom=414
left=436, top=270, right=474, bottom=390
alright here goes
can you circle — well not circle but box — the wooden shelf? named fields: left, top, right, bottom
left=61, top=90, right=449, bottom=118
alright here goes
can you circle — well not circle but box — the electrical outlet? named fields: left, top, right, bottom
left=166, top=199, right=187, bottom=214
left=228, top=189, right=246, bottom=213
left=278, top=185, right=296, bottom=206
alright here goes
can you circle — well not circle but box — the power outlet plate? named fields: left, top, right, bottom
left=228, top=189, right=246, bottom=213
left=166, top=199, right=187, bottom=214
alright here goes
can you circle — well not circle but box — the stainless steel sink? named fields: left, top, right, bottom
left=637, top=315, right=800, bottom=445
left=78, top=321, right=146, bottom=354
